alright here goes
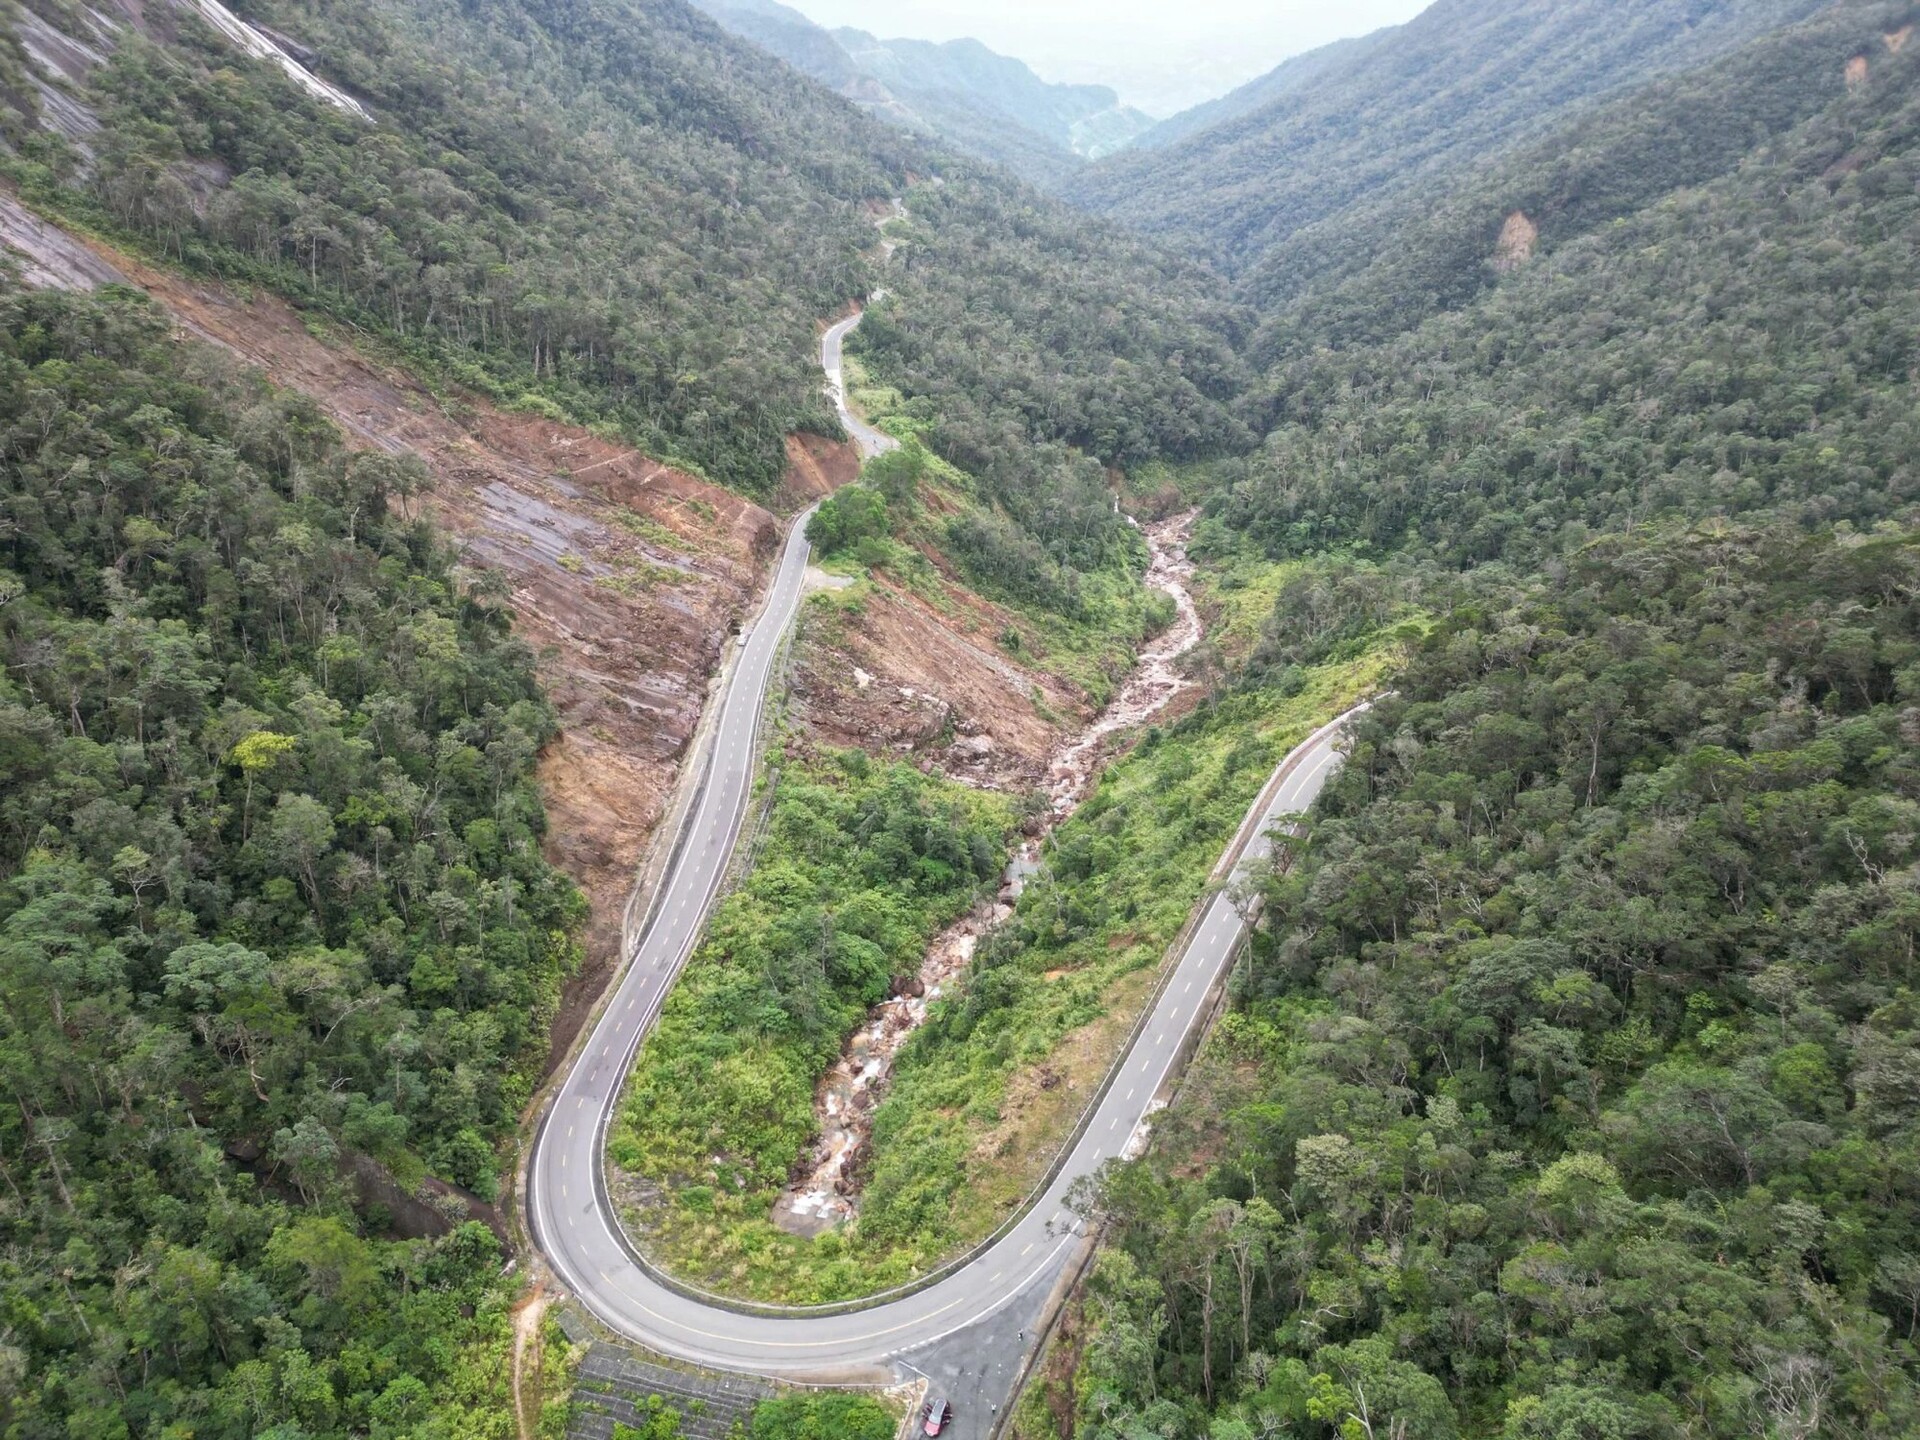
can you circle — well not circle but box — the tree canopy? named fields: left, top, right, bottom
left=0, top=286, right=580, bottom=1437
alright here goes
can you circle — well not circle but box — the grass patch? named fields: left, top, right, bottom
left=1125, top=457, right=1245, bottom=508
left=1185, top=517, right=1316, bottom=664
left=608, top=749, right=1013, bottom=1301
left=612, top=634, right=1397, bottom=1303
left=843, top=352, right=912, bottom=442
left=855, top=643, right=1398, bottom=1256
left=594, top=552, right=687, bottom=596
left=740, top=1392, right=894, bottom=1439
left=611, top=505, right=714, bottom=556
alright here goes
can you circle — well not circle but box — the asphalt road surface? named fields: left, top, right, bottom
left=525, top=603, right=1367, bottom=1374
left=821, top=303, right=899, bottom=459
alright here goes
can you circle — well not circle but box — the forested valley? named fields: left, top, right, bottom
left=0, top=0, right=1259, bottom=1427
left=2, top=0, right=1920, bottom=1435
left=1062, top=0, right=1833, bottom=283
left=2, top=0, right=1252, bottom=654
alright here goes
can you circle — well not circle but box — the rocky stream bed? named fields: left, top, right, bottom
left=771, top=511, right=1204, bottom=1234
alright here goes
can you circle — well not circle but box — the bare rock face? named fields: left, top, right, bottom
left=0, top=193, right=124, bottom=288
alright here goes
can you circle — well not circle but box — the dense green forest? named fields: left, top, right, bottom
left=0, top=287, right=580, bottom=1436
left=1211, top=29, right=1920, bottom=573
left=11, top=0, right=1920, bottom=1433
left=1247, top=0, right=1914, bottom=359
left=23, top=0, right=904, bottom=492
left=1023, top=15, right=1920, bottom=1439
left=1059, top=521, right=1920, bottom=1438
left=857, top=176, right=1250, bottom=477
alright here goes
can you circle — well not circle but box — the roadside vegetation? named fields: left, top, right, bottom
left=740, top=1393, right=895, bottom=1439
left=607, top=747, right=1012, bottom=1296
left=604, top=1389, right=892, bottom=1440
left=11, top=0, right=1920, bottom=1432
left=1054, top=522, right=1920, bottom=1439
left=858, top=638, right=1401, bottom=1259
left=611, top=593, right=1401, bottom=1303
left=1026, top=18, right=1920, bottom=1438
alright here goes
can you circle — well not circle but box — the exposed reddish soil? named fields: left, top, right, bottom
left=1493, top=209, right=1539, bottom=273
left=790, top=576, right=1081, bottom=793
left=777, top=431, right=861, bottom=508
left=510, top=1289, right=550, bottom=1440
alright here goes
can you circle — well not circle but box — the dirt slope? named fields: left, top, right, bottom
left=791, top=575, right=1084, bottom=794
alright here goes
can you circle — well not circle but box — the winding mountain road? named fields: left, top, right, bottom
left=822, top=304, right=899, bottom=459
left=523, top=301, right=1368, bottom=1381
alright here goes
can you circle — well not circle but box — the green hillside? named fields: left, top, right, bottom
left=1032, top=11, right=1920, bottom=1440
left=0, top=283, right=577, bottom=1440
left=1247, top=1, right=1910, bottom=349
left=0, top=0, right=1246, bottom=1431
left=5, top=0, right=1232, bottom=499
left=690, top=0, right=1155, bottom=186
left=1217, top=19, right=1920, bottom=569
left=7, top=0, right=1920, bottom=1435
left=1065, top=0, right=1829, bottom=285
left=1128, top=29, right=1391, bottom=154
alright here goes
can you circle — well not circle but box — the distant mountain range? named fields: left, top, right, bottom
left=1128, top=30, right=1395, bottom=152
left=688, top=0, right=1155, bottom=186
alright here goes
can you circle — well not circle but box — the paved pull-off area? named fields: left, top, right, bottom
left=524, top=295, right=1368, bottom=1430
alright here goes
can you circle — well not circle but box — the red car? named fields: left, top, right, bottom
left=922, top=1397, right=953, bottom=1435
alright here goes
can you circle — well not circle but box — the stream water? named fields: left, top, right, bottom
left=771, top=511, right=1203, bottom=1235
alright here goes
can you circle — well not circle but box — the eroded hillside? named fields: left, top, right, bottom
left=0, top=188, right=810, bottom=1066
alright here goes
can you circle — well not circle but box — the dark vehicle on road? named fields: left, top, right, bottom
left=922, top=1397, right=953, bottom=1435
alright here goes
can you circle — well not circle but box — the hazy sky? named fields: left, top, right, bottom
left=785, top=0, right=1433, bottom=115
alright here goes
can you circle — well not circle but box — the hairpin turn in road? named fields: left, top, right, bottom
left=523, top=307, right=1370, bottom=1376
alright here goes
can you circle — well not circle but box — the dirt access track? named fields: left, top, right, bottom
left=0, top=189, right=861, bottom=1065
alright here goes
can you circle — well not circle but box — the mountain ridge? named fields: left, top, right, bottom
left=1129, top=27, right=1392, bottom=152
left=689, top=0, right=1154, bottom=185
left=1066, top=0, right=1834, bottom=283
